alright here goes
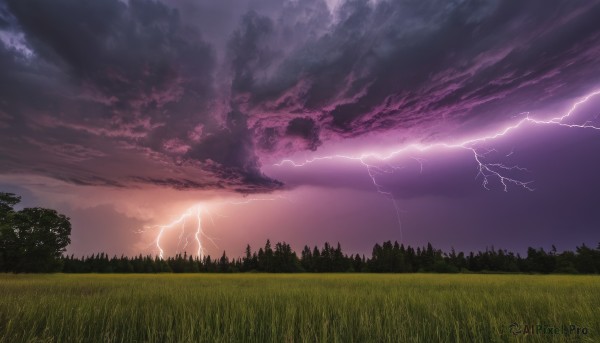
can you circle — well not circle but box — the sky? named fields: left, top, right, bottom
left=1, top=0, right=600, bottom=258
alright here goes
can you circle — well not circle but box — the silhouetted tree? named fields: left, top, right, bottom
left=56, top=240, right=600, bottom=274
left=0, top=193, right=71, bottom=273
left=301, top=245, right=312, bottom=272
left=0, top=193, right=21, bottom=272
left=219, top=251, right=230, bottom=272
left=242, top=244, right=255, bottom=271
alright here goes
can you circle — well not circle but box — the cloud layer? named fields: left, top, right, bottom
left=1, top=0, right=600, bottom=193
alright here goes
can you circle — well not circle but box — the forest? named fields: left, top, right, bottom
left=60, top=240, right=600, bottom=274
left=3, top=191, right=600, bottom=274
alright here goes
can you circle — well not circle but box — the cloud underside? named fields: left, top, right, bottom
left=1, top=0, right=599, bottom=192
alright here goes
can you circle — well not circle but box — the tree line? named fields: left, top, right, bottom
left=2, top=191, right=600, bottom=274
left=61, top=239, right=600, bottom=274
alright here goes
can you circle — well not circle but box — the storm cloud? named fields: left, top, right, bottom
left=1, top=0, right=600, bottom=194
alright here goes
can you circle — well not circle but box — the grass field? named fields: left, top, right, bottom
left=0, top=274, right=598, bottom=342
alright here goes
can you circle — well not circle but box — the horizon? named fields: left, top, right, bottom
left=58, top=237, right=600, bottom=260
left=1, top=0, right=600, bottom=258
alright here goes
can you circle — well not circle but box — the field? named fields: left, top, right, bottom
left=0, top=274, right=598, bottom=342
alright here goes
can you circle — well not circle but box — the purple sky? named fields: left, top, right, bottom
left=1, top=0, right=600, bottom=257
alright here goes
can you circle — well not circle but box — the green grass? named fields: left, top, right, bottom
left=0, top=274, right=598, bottom=342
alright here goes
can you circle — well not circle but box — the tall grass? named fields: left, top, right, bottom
left=0, top=274, right=598, bottom=342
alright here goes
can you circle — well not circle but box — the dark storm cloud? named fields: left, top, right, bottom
left=244, top=0, right=600, bottom=145
left=229, top=11, right=275, bottom=94
left=0, top=0, right=279, bottom=193
left=285, top=117, right=322, bottom=151
left=7, top=0, right=215, bottom=141
left=0, top=6, right=10, bottom=29
left=1, top=0, right=600, bottom=193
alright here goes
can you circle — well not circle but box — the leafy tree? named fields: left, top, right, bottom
left=0, top=193, right=71, bottom=272
left=0, top=193, right=21, bottom=271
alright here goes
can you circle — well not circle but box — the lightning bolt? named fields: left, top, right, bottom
left=275, top=90, right=600, bottom=189
left=275, top=90, right=600, bottom=239
left=152, top=205, right=204, bottom=259
left=150, top=197, right=288, bottom=258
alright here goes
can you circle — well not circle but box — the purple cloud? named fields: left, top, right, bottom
left=0, top=0, right=599, bottom=196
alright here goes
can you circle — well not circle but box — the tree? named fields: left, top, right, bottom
left=264, top=239, right=273, bottom=272
left=0, top=193, right=21, bottom=271
left=300, top=245, right=312, bottom=272
left=0, top=193, right=71, bottom=273
left=12, top=208, right=71, bottom=272
left=243, top=244, right=252, bottom=270
left=219, top=251, right=230, bottom=272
